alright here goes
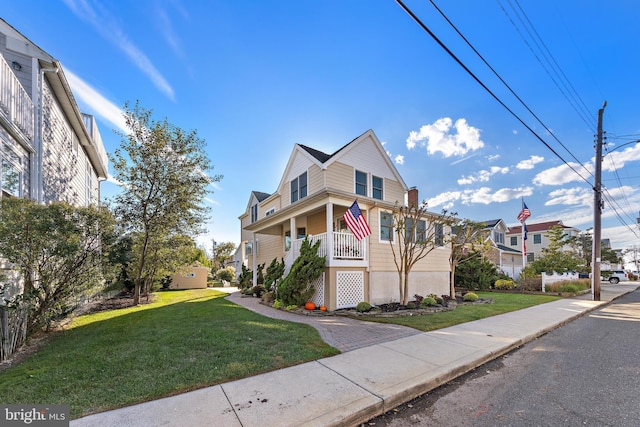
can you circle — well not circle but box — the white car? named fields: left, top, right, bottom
left=608, top=270, right=628, bottom=284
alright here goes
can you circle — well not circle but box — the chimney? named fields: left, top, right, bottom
left=408, top=187, right=418, bottom=208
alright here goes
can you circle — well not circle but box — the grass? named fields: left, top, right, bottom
left=360, top=292, right=561, bottom=332
left=0, top=289, right=339, bottom=419
left=0, top=289, right=560, bottom=419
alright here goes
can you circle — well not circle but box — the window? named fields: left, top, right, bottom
left=251, top=204, right=258, bottom=223
left=297, top=227, right=306, bottom=239
left=533, top=234, right=542, bottom=244
left=380, top=211, right=394, bottom=241
left=527, top=253, right=535, bottom=262
left=1, top=157, right=20, bottom=198
left=290, top=171, right=308, bottom=203
left=265, top=208, right=275, bottom=216
left=494, top=231, right=504, bottom=245
left=245, top=242, right=253, bottom=255
left=284, top=230, right=291, bottom=251
left=510, top=236, right=518, bottom=246
left=416, top=220, right=426, bottom=243
left=434, top=224, right=444, bottom=246
left=372, top=175, right=383, bottom=200
left=355, top=170, right=367, bottom=196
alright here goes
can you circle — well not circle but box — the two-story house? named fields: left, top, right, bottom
left=506, top=220, right=580, bottom=263
left=239, top=130, right=451, bottom=311
left=481, top=219, right=523, bottom=279
left=0, top=18, right=108, bottom=206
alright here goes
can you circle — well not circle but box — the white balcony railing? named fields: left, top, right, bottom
left=0, top=56, right=34, bottom=141
left=290, top=232, right=365, bottom=262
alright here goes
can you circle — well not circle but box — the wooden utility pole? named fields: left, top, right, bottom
left=592, top=101, right=606, bottom=301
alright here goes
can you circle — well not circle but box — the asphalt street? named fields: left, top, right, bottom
left=369, top=288, right=640, bottom=427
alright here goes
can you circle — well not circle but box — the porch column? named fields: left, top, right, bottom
left=326, top=202, right=334, bottom=264
left=252, top=233, right=257, bottom=286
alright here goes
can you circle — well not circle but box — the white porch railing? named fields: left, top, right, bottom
left=0, top=56, right=34, bottom=140
left=289, top=232, right=365, bottom=262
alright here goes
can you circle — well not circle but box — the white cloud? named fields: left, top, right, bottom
left=394, top=154, right=405, bottom=165
left=427, top=186, right=532, bottom=208
left=545, top=187, right=591, bottom=206
left=457, top=166, right=509, bottom=185
left=66, top=69, right=127, bottom=133
left=602, top=142, right=640, bottom=171
left=487, top=154, right=500, bottom=162
left=516, top=155, right=544, bottom=170
left=532, top=162, right=593, bottom=186
left=63, top=0, right=175, bottom=100
left=406, top=117, right=484, bottom=157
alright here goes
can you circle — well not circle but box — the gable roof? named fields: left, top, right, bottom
left=253, top=191, right=271, bottom=202
left=482, top=219, right=502, bottom=229
left=277, top=129, right=408, bottom=198
left=508, top=220, right=580, bottom=234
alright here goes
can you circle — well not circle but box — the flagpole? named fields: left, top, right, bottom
left=521, top=221, right=526, bottom=269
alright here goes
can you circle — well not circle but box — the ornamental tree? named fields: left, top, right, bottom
left=110, top=101, right=221, bottom=304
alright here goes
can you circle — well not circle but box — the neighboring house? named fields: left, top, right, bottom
left=481, top=219, right=523, bottom=279
left=239, top=129, right=451, bottom=311
left=1, top=19, right=108, bottom=298
left=506, top=220, right=580, bottom=263
left=0, top=18, right=108, bottom=206
left=169, top=266, right=210, bottom=290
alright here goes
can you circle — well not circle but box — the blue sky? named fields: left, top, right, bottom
left=4, top=1, right=640, bottom=252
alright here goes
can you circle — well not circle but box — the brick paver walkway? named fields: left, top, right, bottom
left=222, top=289, right=421, bottom=352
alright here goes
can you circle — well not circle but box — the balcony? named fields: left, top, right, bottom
left=288, top=232, right=366, bottom=266
left=0, top=56, right=34, bottom=141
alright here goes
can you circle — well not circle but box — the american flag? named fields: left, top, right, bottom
left=517, top=201, right=531, bottom=223
left=344, top=200, right=371, bottom=241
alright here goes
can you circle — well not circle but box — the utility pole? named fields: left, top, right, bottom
left=592, top=101, right=606, bottom=301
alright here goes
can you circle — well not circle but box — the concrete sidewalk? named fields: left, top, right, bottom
left=71, top=283, right=639, bottom=427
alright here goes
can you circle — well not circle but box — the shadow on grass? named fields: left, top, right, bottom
left=0, top=289, right=339, bottom=419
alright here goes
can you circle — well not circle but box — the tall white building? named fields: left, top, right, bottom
left=0, top=18, right=108, bottom=206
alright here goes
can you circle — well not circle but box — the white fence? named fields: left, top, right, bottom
left=541, top=271, right=578, bottom=292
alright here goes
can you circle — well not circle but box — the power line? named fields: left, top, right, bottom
left=427, top=0, right=593, bottom=181
left=504, top=0, right=595, bottom=131
left=395, top=0, right=593, bottom=187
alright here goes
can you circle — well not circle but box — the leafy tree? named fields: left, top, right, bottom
left=386, top=202, right=457, bottom=304
left=212, top=241, right=236, bottom=270
left=0, top=198, right=115, bottom=333
left=277, top=238, right=325, bottom=306
left=110, top=101, right=221, bottom=304
left=448, top=219, right=490, bottom=297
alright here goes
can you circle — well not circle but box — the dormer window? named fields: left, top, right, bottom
left=291, top=171, right=307, bottom=203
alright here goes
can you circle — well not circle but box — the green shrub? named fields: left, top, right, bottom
left=463, top=292, right=479, bottom=302
left=420, top=297, right=437, bottom=308
left=494, top=279, right=516, bottom=290
left=406, top=302, right=416, bottom=309
left=285, top=304, right=298, bottom=311
left=272, top=300, right=284, bottom=309
left=356, top=301, right=372, bottom=313
left=215, top=267, right=235, bottom=283
left=428, top=293, right=444, bottom=305
left=544, top=280, right=589, bottom=294
left=251, top=285, right=266, bottom=297
left=277, top=238, right=325, bottom=306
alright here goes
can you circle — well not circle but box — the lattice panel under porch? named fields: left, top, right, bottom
left=336, top=271, right=364, bottom=309
left=309, top=273, right=324, bottom=307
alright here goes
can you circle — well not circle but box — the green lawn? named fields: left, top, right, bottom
left=0, top=289, right=339, bottom=419
left=360, top=292, right=560, bottom=331
left=0, top=289, right=559, bottom=419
